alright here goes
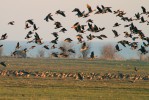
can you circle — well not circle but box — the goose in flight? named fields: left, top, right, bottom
left=54, top=21, right=62, bottom=29
left=95, top=6, right=103, bottom=14
left=26, top=19, right=34, bottom=25
left=29, top=46, right=36, bottom=49
left=86, top=34, right=95, bottom=40
left=34, top=32, right=43, bottom=45
left=134, top=13, right=141, bottom=20
left=0, top=44, right=3, bottom=48
left=51, top=37, right=58, bottom=44
left=68, top=49, right=75, bottom=53
left=72, top=8, right=84, bottom=17
left=101, top=5, right=112, bottom=13
left=64, top=38, right=73, bottom=43
left=59, top=28, right=67, bottom=33
left=80, top=42, right=88, bottom=52
left=95, top=36, right=103, bottom=40
left=99, top=27, right=105, bottom=32
left=141, top=6, right=149, bottom=15
left=86, top=19, right=93, bottom=23
left=25, top=33, right=32, bottom=40
left=55, top=10, right=66, bottom=17
left=15, top=42, right=21, bottom=49
left=25, top=31, right=33, bottom=39
left=112, top=30, right=120, bottom=38
left=96, top=34, right=107, bottom=40
left=113, top=22, right=121, bottom=27
left=59, top=47, right=66, bottom=52
left=138, top=45, right=148, bottom=54
left=0, top=33, right=8, bottom=40
left=43, top=45, right=49, bottom=50
left=51, top=45, right=56, bottom=49
left=139, top=16, right=147, bottom=23
left=44, top=13, right=54, bottom=22
left=33, top=24, right=39, bottom=31
left=124, top=31, right=132, bottom=38
left=86, top=4, right=95, bottom=13
left=51, top=32, right=59, bottom=38
left=76, top=34, right=83, bottom=43
left=8, top=21, right=15, bottom=25
left=25, top=23, right=31, bottom=29
left=72, top=22, right=85, bottom=33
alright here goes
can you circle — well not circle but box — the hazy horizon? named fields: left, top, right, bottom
left=0, top=41, right=140, bottom=59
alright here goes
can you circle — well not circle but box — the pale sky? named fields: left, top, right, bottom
left=0, top=0, right=149, bottom=41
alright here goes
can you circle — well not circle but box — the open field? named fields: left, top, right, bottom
left=0, top=57, right=149, bottom=100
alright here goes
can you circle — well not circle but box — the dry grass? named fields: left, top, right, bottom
left=0, top=57, right=149, bottom=100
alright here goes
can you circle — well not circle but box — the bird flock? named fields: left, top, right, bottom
left=1, top=4, right=149, bottom=67
left=0, top=69, right=149, bottom=83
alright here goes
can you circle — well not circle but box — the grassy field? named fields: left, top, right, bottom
left=0, top=57, right=149, bottom=100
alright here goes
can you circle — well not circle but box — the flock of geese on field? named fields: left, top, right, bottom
left=1, top=4, right=149, bottom=67
left=0, top=69, right=149, bottom=82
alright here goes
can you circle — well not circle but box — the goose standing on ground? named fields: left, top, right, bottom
left=115, top=44, right=122, bottom=51
left=90, top=51, right=95, bottom=59
left=51, top=52, right=58, bottom=57
left=78, top=73, right=84, bottom=80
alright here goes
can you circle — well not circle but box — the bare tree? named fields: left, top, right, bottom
left=100, top=44, right=116, bottom=60
left=37, top=49, right=45, bottom=58
left=137, top=52, right=147, bottom=61
left=0, top=47, right=3, bottom=57
left=58, top=41, right=75, bottom=58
